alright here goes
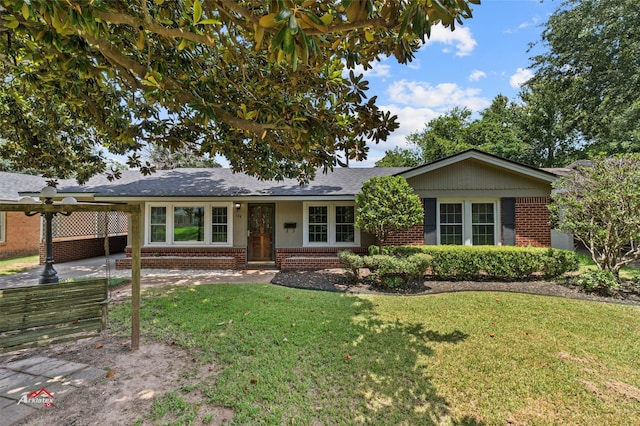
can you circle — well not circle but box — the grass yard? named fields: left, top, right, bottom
left=0, top=255, right=39, bottom=275
left=111, top=284, right=640, bottom=425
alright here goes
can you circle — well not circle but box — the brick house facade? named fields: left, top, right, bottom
left=12, top=149, right=565, bottom=270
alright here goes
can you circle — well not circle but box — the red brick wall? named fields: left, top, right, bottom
left=0, top=212, right=41, bottom=259
left=116, top=256, right=236, bottom=270
left=515, top=197, right=551, bottom=247
left=122, top=246, right=247, bottom=267
left=41, top=235, right=128, bottom=264
left=383, top=224, right=425, bottom=246
left=276, top=247, right=367, bottom=268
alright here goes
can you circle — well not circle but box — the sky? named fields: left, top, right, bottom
left=346, top=0, right=561, bottom=166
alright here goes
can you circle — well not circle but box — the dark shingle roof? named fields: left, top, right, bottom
left=56, top=167, right=410, bottom=198
left=0, top=172, right=46, bottom=201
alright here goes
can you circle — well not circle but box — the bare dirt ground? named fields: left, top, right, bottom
left=5, top=332, right=234, bottom=426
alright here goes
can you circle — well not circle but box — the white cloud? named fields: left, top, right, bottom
left=468, top=69, right=486, bottom=82
left=505, top=15, right=541, bottom=34
left=387, top=80, right=490, bottom=111
left=352, top=80, right=491, bottom=166
left=421, top=26, right=477, bottom=57
left=353, top=104, right=441, bottom=167
left=509, top=68, right=534, bottom=88
left=350, top=62, right=392, bottom=78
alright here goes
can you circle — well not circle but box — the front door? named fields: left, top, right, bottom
left=248, top=204, right=275, bottom=261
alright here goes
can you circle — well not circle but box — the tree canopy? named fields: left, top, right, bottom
left=0, top=0, right=479, bottom=182
left=550, top=155, right=640, bottom=277
left=355, top=175, right=423, bottom=253
left=527, top=0, right=640, bottom=154
left=377, top=97, right=536, bottom=166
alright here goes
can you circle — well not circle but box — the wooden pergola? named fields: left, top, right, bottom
left=0, top=202, right=143, bottom=350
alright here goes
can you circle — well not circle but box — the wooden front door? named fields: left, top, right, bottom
left=248, top=204, right=275, bottom=261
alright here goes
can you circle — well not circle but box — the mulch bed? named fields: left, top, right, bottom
left=271, top=269, right=640, bottom=305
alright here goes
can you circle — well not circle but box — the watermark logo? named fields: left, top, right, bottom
left=18, top=387, right=54, bottom=407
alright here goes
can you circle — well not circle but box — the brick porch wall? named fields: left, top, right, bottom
left=41, top=235, right=128, bottom=264
left=276, top=247, right=367, bottom=268
left=118, top=246, right=247, bottom=269
left=515, top=197, right=551, bottom=247
left=0, top=212, right=41, bottom=259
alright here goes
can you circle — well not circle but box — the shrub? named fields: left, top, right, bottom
left=337, top=250, right=364, bottom=282
left=574, top=270, right=620, bottom=295
left=363, top=253, right=431, bottom=288
left=376, top=245, right=579, bottom=281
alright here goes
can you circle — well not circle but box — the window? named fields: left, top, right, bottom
left=146, top=203, right=232, bottom=246
left=211, top=207, right=228, bottom=243
left=472, top=203, right=495, bottom=245
left=437, top=200, right=499, bottom=246
left=304, top=203, right=359, bottom=246
left=0, top=211, right=5, bottom=243
left=439, top=203, right=463, bottom=245
left=308, top=206, right=328, bottom=243
left=150, top=207, right=166, bottom=243
left=174, top=207, right=205, bottom=242
left=335, top=206, right=355, bottom=243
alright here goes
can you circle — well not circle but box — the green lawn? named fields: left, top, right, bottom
left=111, top=284, right=640, bottom=425
left=0, top=255, right=39, bottom=276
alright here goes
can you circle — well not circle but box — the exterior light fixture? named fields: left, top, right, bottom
left=23, top=186, right=77, bottom=284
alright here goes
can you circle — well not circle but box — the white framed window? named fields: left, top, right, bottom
left=303, top=202, right=360, bottom=246
left=146, top=202, right=233, bottom=246
left=437, top=200, right=500, bottom=246
left=0, top=211, right=5, bottom=243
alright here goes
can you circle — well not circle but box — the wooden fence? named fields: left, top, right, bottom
left=0, top=279, right=108, bottom=353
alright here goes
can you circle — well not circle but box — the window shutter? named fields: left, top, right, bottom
left=424, top=198, right=437, bottom=245
left=502, top=198, right=516, bottom=246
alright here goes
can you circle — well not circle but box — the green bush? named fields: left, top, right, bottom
left=337, top=250, right=364, bottom=282
left=363, top=253, right=431, bottom=288
left=377, top=245, right=579, bottom=281
left=574, top=270, right=620, bottom=295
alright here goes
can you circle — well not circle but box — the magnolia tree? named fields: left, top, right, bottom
left=0, top=0, right=479, bottom=183
left=550, top=155, right=640, bottom=278
left=355, top=175, right=423, bottom=253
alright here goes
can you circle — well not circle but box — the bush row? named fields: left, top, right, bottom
left=337, top=250, right=432, bottom=288
left=340, top=245, right=579, bottom=284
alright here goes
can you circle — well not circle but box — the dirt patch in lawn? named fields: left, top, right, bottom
left=3, top=333, right=233, bottom=426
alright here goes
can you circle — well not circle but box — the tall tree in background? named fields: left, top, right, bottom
left=517, top=79, right=583, bottom=168
left=465, top=94, right=529, bottom=162
left=377, top=98, right=534, bottom=166
left=406, top=106, right=474, bottom=163
left=0, top=0, right=479, bottom=183
left=146, top=144, right=221, bottom=170
left=528, top=0, right=640, bottom=155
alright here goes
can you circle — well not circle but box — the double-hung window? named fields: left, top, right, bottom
left=304, top=202, right=359, bottom=246
left=146, top=203, right=233, bottom=246
left=438, top=200, right=498, bottom=246
left=0, top=211, right=5, bottom=243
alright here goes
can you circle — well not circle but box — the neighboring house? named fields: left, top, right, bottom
left=48, top=150, right=571, bottom=270
left=0, top=172, right=46, bottom=259
left=0, top=172, right=128, bottom=262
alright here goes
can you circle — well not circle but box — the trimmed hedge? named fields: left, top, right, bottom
left=368, top=245, right=579, bottom=281
left=364, top=253, right=432, bottom=288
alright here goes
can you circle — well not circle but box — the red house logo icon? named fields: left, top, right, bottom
left=18, top=387, right=54, bottom=407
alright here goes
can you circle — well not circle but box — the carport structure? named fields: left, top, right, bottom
left=0, top=201, right=143, bottom=350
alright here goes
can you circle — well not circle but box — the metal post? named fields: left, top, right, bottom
left=39, top=208, right=59, bottom=284
left=38, top=209, right=58, bottom=284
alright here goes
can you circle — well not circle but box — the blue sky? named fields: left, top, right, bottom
left=349, top=0, right=560, bottom=166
